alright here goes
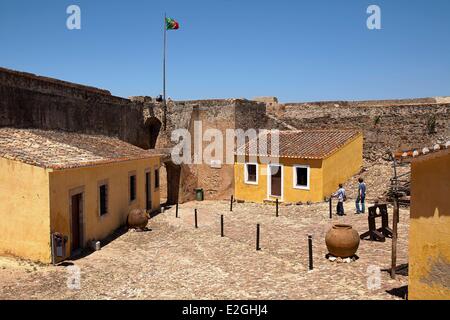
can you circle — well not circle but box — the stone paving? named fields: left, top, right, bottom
left=0, top=200, right=408, bottom=300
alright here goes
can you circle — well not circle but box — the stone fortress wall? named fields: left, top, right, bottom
left=1, top=67, right=448, bottom=202
left=265, top=98, right=450, bottom=160
left=0, top=67, right=152, bottom=149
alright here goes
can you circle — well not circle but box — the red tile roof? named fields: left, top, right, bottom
left=0, top=128, right=161, bottom=169
left=236, top=129, right=362, bottom=159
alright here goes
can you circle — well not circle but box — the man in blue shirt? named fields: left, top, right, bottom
left=356, top=178, right=366, bottom=214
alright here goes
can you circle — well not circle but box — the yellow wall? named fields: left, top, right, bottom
left=409, top=150, right=450, bottom=300
left=234, top=157, right=323, bottom=203
left=322, top=133, right=363, bottom=198
left=0, top=156, right=161, bottom=263
left=49, top=157, right=161, bottom=259
left=0, top=158, right=52, bottom=263
left=282, top=158, right=324, bottom=203
left=234, top=161, right=268, bottom=203
left=234, top=133, right=363, bottom=204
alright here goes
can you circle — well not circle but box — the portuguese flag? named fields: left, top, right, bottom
left=166, top=18, right=180, bottom=30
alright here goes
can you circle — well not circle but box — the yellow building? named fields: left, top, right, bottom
left=0, top=128, right=161, bottom=264
left=408, top=147, right=450, bottom=300
left=234, top=130, right=363, bottom=204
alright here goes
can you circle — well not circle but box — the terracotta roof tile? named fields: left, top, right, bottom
left=236, top=129, right=362, bottom=159
left=394, top=141, right=450, bottom=162
left=0, top=128, right=160, bottom=169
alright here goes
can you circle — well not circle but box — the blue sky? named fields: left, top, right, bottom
left=1, top=0, right=449, bottom=102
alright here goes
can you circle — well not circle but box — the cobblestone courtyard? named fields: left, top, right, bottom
left=0, top=200, right=408, bottom=300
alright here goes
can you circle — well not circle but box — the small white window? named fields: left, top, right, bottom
left=244, top=163, right=258, bottom=185
left=293, top=165, right=310, bottom=190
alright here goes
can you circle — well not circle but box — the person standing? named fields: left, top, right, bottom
left=356, top=178, right=366, bottom=214
left=333, top=183, right=346, bottom=216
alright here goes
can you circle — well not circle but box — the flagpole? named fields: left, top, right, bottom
left=162, top=12, right=167, bottom=130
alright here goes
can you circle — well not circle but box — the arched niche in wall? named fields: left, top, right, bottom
left=145, top=117, right=162, bottom=149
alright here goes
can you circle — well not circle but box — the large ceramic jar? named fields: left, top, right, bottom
left=127, top=209, right=149, bottom=229
left=325, top=224, right=360, bottom=258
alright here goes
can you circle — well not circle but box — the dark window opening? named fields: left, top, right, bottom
left=129, top=175, right=136, bottom=202
left=246, top=164, right=257, bottom=183
left=99, top=184, right=108, bottom=215
left=296, top=167, right=308, bottom=187
left=145, top=172, right=152, bottom=210
left=155, top=169, right=160, bottom=189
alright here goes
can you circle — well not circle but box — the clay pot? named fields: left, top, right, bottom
left=127, top=209, right=149, bottom=229
left=325, top=224, right=360, bottom=258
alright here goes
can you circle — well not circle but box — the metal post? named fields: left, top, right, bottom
left=194, top=209, right=198, bottom=229
left=329, top=197, right=332, bottom=219
left=221, top=215, right=224, bottom=237
left=391, top=197, right=399, bottom=279
left=276, top=198, right=279, bottom=217
left=308, top=235, right=313, bottom=270
left=256, top=224, right=261, bottom=251
left=50, top=234, right=56, bottom=265
left=230, top=195, right=233, bottom=212
left=175, top=202, right=179, bottom=218
left=391, top=155, right=399, bottom=279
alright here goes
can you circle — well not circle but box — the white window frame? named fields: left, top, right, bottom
left=244, top=162, right=258, bottom=185
left=293, top=165, right=310, bottom=190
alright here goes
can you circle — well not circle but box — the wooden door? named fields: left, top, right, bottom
left=270, top=165, right=282, bottom=197
left=71, top=193, right=82, bottom=252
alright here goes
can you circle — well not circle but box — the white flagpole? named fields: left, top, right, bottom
left=163, top=13, right=167, bottom=130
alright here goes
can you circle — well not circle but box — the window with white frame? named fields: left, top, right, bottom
left=244, top=163, right=258, bottom=184
left=293, top=165, right=310, bottom=189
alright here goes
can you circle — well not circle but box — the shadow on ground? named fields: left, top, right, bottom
left=386, top=285, right=408, bottom=300
left=382, top=263, right=408, bottom=276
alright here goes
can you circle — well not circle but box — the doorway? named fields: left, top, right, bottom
left=71, top=193, right=83, bottom=253
left=269, top=164, right=283, bottom=198
left=162, top=161, right=181, bottom=206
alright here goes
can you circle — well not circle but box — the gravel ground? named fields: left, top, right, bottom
left=0, top=198, right=408, bottom=300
